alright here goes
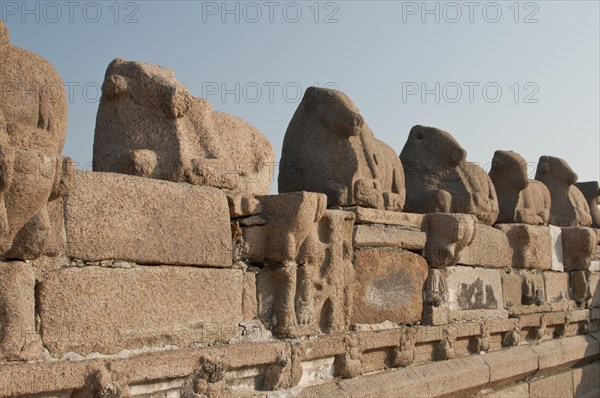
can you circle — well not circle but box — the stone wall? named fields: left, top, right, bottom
left=1, top=20, right=599, bottom=398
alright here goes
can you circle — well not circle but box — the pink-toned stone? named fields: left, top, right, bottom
left=544, top=271, right=570, bottom=303
left=562, top=227, right=597, bottom=271
left=352, top=224, right=425, bottom=250
left=64, top=171, right=232, bottom=267
left=535, top=155, right=592, bottom=227
left=490, top=150, right=551, bottom=225
left=94, top=59, right=275, bottom=197
left=38, top=266, right=243, bottom=356
left=279, top=87, right=405, bottom=211
left=422, top=213, right=476, bottom=268
left=0, top=261, right=42, bottom=361
left=573, top=362, right=600, bottom=398
left=496, top=224, right=552, bottom=270
left=243, top=272, right=258, bottom=321
left=401, top=125, right=499, bottom=225
left=458, top=223, right=511, bottom=268
left=352, top=249, right=428, bottom=325
left=529, top=371, right=574, bottom=398
left=344, top=207, right=423, bottom=228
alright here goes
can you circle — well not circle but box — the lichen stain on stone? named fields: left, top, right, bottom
left=457, top=278, right=498, bottom=310
left=365, top=273, right=410, bottom=310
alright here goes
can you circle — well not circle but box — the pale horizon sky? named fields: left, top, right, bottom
left=3, top=0, right=599, bottom=192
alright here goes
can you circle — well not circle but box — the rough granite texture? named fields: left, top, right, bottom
left=458, top=223, right=511, bottom=268
left=0, top=20, right=73, bottom=260
left=38, top=266, right=243, bottom=356
left=0, top=261, right=42, bottom=361
left=497, top=224, right=552, bottom=270
left=2, top=19, right=600, bottom=398
left=279, top=87, right=405, bottom=211
left=535, top=155, right=592, bottom=227
left=400, top=125, right=499, bottom=225
left=489, top=150, right=551, bottom=225
left=64, top=170, right=232, bottom=266
left=93, top=58, right=275, bottom=196
left=352, top=248, right=428, bottom=325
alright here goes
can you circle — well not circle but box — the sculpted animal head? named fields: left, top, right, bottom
left=101, top=58, right=193, bottom=119
left=535, top=156, right=578, bottom=186
left=576, top=181, right=600, bottom=206
left=489, top=150, right=529, bottom=191
left=301, top=87, right=364, bottom=137
left=401, top=125, right=467, bottom=167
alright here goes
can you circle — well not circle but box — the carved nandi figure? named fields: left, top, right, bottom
left=489, top=150, right=551, bottom=225
left=0, top=20, right=73, bottom=260
left=535, top=156, right=592, bottom=227
left=575, top=181, right=600, bottom=228
left=400, top=125, right=499, bottom=225
left=279, top=87, right=405, bottom=211
left=94, top=58, right=274, bottom=196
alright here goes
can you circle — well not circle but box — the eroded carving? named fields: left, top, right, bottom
left=535, top=156, right=592, bottom=227
left=182, top=354, right=228, bottom=398
left=575, top=181, right=600, bottom=228
left=474, top=322, right=491, bottom=353
left=435, top=327, right=456, bottom=360
left=561, top=227, right=597, bottom=271
left=94, top=58, right=274, bottom=196
left=391, top=327, right=417, bottom=367
left=335, top=334, right=363, bottom=379
left=0, top=20, right=73, bottom=260
left=72, top=366, right=127, bottom=398
left=489, top=150, right=551, bottom=225
left=422, top=213, right=476, bottom=268
left=279, top=87, right=405, bottom=210
left=502, top=322, right=521, bottom=347
left=400, top=125, right=499, bottom=225
left=424, top=268, right=449, bottom=306
left=247, top=193, right=355, bottom=338
left=535, top=314, right=548, bottom=341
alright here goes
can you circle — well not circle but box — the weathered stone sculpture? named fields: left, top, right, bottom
left=575, top=181, right=600, bottom=228
left=279, top=87, right=405, bottom=210
left=422, top=213, right=476, bottom=268
left=93, top=58, right=274, bottom=196
left=561, top=226, right=597, bottom=271
left=400, top=125, right=499, bottom=225
left=534, top=156, right=592, bottom=227
left=489, top=150, right=551, bottom=225
left=245, top=192, right=355, bottom=338
left=0, top=20, right=73, bottom=260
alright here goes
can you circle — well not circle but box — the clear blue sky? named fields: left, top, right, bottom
left=3, top=1, right=599, bottom=192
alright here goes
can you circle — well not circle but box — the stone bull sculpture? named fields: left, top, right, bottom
left=575, top=181, right=600, bottom=228
left=535, top=156, right=592, bottom=227
left=0, top=20, right=73, bottom=260
left=489, top=150, right=551, bottom=225
left=93, top=58, right=275, bottom=196
left=279, top=87, right=405, bottom=211
left=400, top=125, right=499, bottom=225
